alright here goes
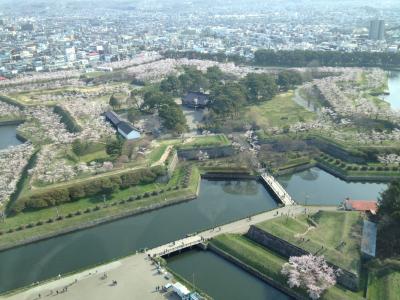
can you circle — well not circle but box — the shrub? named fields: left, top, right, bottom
left=84, top=208, right=91, bottom=214
left=56, top=216, right=64, bottom=221
left=75, top=210, right=82, bottom=216
left=136, top=195, right=142, bottom=200
left=47, top=218, right=54, bottom=223
left=7, top=228, right=14, bottom=233
left=66, top=213, right=73, bottom=218
left=36, top=220, right=44, bottom=226
left=361, top=166, right=368, bottom=171
left=392, top=166, right=399, bottom=171
left=14, top=167, right=165, bottom=213
left=377, top=166, right=383, bottom=171
left=26, top=223, right=35, bottom=228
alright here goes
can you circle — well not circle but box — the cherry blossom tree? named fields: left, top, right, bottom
left=281, top=254, right=340, bottom=299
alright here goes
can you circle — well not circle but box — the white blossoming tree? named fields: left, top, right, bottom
left=281, top=254, right=340, bottom=299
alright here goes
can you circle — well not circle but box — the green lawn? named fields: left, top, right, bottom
left=256, top=211, right=363, bottom=274
left=1, top=165, right=188, bottom=229
left=368, top=267, right=400, bottom=300
left=79, top=149, right=109, bottom=163
left=245, top=91, right=316, bottom=129
left=178, top=134, right=230, bottom=149
left=0, top=165, right=200, bottom=249
left=148, top=144, right=169, bottom=163
left=158, top=134, right=230, bottom=150
left=210, top=234, right=363, bottom=300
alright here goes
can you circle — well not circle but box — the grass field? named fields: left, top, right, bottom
left=178, top=134, right=230, bottom=149
left=245, top=91, right=316, bottom=129
left=368, top=268, right=400, bottom=300
left=0, top=165, right=200, bottom=249
left=367, top=259, right=400, bottom=300
left=256, top=211, right=363, bottom=274
left=1, top=164, right=187, bottom=229
left=158, top=134, right=230, bottom=149
left=210, top=234, right=363, bottom=300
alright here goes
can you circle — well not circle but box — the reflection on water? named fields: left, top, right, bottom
left=221, top=180, right=259, bottom=196
left=278, top=167, right=387, bottom=205
left=384, top=70, right=400, bottom=110
left=0, top=125, right=22, bottom=150
left=167, top=250, right=290, bottom=300
left=0, top=179, right=277, bottom=293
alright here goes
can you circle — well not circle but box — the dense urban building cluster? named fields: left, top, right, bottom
left=0, top=0, right=400, bottom=77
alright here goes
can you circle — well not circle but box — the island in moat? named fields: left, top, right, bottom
left=0, top=56, right=400, bottom=300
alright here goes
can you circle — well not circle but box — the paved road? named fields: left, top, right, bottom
left=199, top=205, right=307, bottom=239
left=2, top=254, right=177, bottom=300
left=3, top=205, right=339, bottom=300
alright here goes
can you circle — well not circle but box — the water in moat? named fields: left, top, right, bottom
left=0, top=168, right=389, bottom=293
left=384, top=70, right=400, bottom=109
left=0, top=125, right=22, bottom=150
left=167, top=249, right=291, bottom=300
left=278, top=167, right=387, bottom=205
left=0, top=179, right=278, bottom=293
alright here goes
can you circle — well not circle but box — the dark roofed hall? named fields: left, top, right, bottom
left=117, top=121, right=135, bottom=135
left=117, top=121, right=141, bottom=140
left=182, top=91, right=209, bottom=108
left=105, top=111, right=121, bottom=126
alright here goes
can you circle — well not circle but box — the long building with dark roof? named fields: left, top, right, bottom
left=105, top=110, right=141, bottom=140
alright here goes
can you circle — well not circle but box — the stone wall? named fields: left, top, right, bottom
left=202, top=173, right=257, bottom=180
left=177, top=145, right=234, bottom=160
left=274, top=162, right=316, bottom=176
left=316, top=162, right=395, bottom=182
left=208, top=244, right=307, bottom=300
left=247, top=226, right=359, bottom=291
left=166, top=150, right=179, bottom=178
left=305, top=138, right=365, bottom=163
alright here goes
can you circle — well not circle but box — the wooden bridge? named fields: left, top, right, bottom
left=261, top=173, right=296, bottom=206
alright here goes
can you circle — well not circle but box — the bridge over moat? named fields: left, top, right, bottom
left=146, top=173, right=297, bottom=258
left=260, top=172, right=296, bottom=206
left=146, top=205, right=305, bottom=258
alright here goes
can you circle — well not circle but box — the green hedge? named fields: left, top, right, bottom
left=53, top=105, right=82, bottom=133
left=0, top=95, right=25, bottom=109
left=12, top=166, right=166, bottom=213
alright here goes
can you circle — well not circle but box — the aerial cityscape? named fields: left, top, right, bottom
left=0, top=0, right=400, bottom=299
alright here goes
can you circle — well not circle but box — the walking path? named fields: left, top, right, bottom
left=3, top=205, right=338, bottom=300
left=148, top=205, right=316, bottom=258
left=2, top=254, right=175, bottom=300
